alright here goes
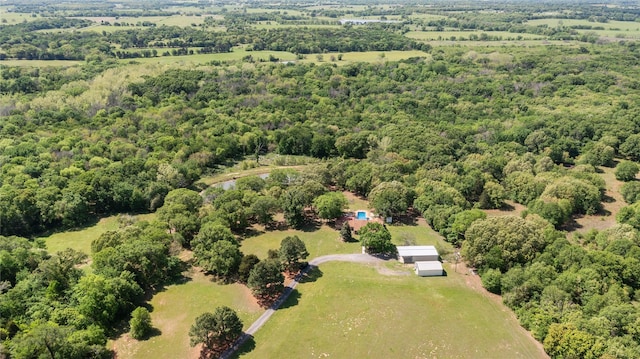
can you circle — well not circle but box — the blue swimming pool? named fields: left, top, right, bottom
left=356, top=211, right=367, bottom=220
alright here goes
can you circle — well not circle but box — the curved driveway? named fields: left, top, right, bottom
left=220, top=254, right=384, bottom=359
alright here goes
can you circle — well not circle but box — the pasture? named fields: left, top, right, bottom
left=525, top=18, right=640, bottom=39
left=41, top=213, right=156, bottom=257
left=406, top=30, right=546, bottom=41
left=240, top=224, right=361, bottom=260
left=237, top=261, right=547, bottom=359
left=111, top=266, right=261, bottom=359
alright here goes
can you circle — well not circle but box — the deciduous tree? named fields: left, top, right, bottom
left=189, top=307, right=243, bottom=358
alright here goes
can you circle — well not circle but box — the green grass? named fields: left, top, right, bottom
left=0, top=9, right=45, bottom=24
left=406, top=30, right=546, bottom=41
left=252, top=23, right=340, bottom=30
left=301, top=50, right=431, bottom=65
left=525, top=18, right=640, bottom=39
left=387, top=220, right=451, bottom=248
left=111, top=268, right=261, bottom=359
left=0, top=60, right=82, bottom=67
left=127, top=49, right=297, bottom=65
left=241, top=224, right=361, bottom=260
left=41, top=213, right=156, bottom=256
left=237, top=261, right=546, bottom=359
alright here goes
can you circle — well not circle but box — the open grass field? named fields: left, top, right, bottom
left=111, top=265, right=262, bottom=359
left=299, top=50, right=431, bottom=65
left=406, top=30, right=546, bottom=41
left=0, top=8, right=44, bottom=24
left=128, top=49, right=298, bottom=65
left=525, top=18, right=640, bottom=39
left=41, top=213, right=156, bottom=256
left=0, top=59, right=83, bottom=67
left=236, top=261, right=547, bottom=359
left=240, top=224, right=361, bottom=260
left=253, top=23, right=340, bottom=30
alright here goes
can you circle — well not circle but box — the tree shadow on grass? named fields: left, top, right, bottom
left=137, top=327, right=162, bottom=341
left=228, top=334, right=256, bottom=359
left=300, top=218, right=321, bottom=232
left=278, top=288, right=301, bottom=310
left=298, top=265, right=323, bottom=284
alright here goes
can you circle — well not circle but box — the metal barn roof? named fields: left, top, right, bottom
left=415, top=261, right=444, bottom=271
left=396, top=245, right=439, bottom=257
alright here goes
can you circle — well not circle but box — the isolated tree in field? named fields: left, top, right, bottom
left=247, top=259, right=284, bottom=306
left=129, top=307, right=152, bottom=340
left=279, top=235, right=309, bottom=273
left=238, top=254, right=260, bottom=283
left=189, top=307, right=243, bottom=358
left=359, top=222, right=396, bottom=255
left=368, top=181, right=410, bottom=219
left=615, top=161, right=639, bottom=182
left=313, top=192, right=347, bottom=221
left=621, top=181, right=640, bottom=204
left=340, top=222, right=353, bottom=242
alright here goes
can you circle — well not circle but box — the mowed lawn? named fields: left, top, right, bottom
left=241, top=224, right=361, bottom=260
left=237, top=261, right=547, bottom=359
left=111, top=268, right=262, bottom=359
left=41, top=213, right=156, bottom=257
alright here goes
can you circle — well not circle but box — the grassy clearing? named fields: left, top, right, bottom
left=0, top=9, right=44, bottom=24
left=41, top=213, right=156, bottom=257
left=127, top=49, right=297, bottom=65
left=387, top=218, right=451, bottom=248
left=238, top=261, right=547, bottom=359
left=0, top=60, right=82, bottom=67
left=300, top=50, right=431, bottom=65
left=406, top=30, right=546, bottom=41
left=252, top=23, right=340, bottom=30
left=525, top=18, right=640, bottom=39
left=240, top=224, right=361, bottom=260
left=111, top=267, right=261, bottom=359
left=426, top=40, right=577, bottom=47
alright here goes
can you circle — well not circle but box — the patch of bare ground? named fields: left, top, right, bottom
left=483, top=200, right=527, bottom=217
left=570, top=166, right=625, bottom=236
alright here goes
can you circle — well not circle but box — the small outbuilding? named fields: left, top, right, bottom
left=415, top=261, right=444, bottom=277
left=396, top=245, right=439, bottom=263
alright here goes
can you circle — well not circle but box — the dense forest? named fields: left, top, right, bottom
left=3, top=0, right=640, bottom=358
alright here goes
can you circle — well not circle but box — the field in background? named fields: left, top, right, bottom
left=41, top=213, right=156, bottom=257
left=525, top=18, right=640, bottom=39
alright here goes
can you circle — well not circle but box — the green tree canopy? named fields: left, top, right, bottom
left=368, top=181, right=411, bottom=219
left=189, top=307, right=243, bottom=358
left=313, top=192, right=348, bottom=221
left=278, top=235, right=309, bottom=273
left=359, top=222, right=396, bottom=255
left=615, top=161, right=639, bottom=182
left=462, top=216, right=548, bottom=272
left=247, top=259, right=284, bottom=306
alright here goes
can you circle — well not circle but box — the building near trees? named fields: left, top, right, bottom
left=414, top=261, right=444, bottom=277
left=396, top=246, right=439, bottom=263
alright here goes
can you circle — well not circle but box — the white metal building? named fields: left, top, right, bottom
left=415, top=261, right=444, bottom=277
left=396, top=246, right=439, bottom=263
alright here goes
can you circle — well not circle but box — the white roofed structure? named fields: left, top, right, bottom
left=415, top=261, right=444, bottom=277
left=396, top=245, right=439, bottom=263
